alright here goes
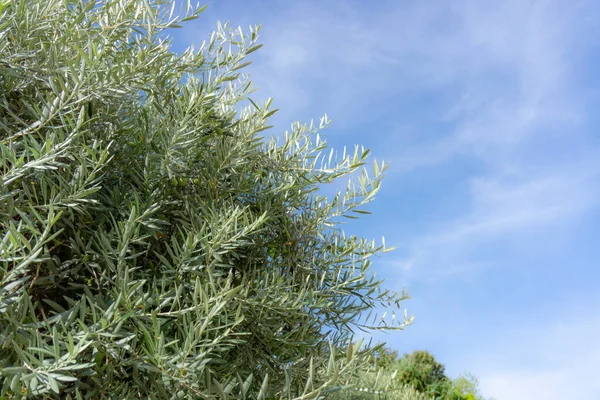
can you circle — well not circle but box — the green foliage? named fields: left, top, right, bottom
left=352, top=349, right=487, bottom=400
left=447, top=373, right=485, bottom=400
left=395, top=351, right=447, bottom=396
left=0, top=0, right=411, bottom=398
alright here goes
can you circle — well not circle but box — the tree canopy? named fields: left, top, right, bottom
left=0, top=1, right=411, bottom=398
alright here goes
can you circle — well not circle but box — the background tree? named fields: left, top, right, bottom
left=0, top=0, right=411, bottom=398
left=346, top=348, right=489, bottom=400
left=397, top=350, right=448, bottom=396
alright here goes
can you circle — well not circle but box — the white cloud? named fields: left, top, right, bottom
left=482, top=370, right=587, bottom=400
left=478, top=317, right=600, bottom=399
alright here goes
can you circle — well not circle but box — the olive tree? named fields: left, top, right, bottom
left=0, top=1, right=411, bottom=398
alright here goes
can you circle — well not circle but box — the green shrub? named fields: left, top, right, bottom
left=0, top=0, right=410, bottom=398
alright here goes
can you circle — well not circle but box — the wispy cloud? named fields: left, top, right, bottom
left=356, top=0, right=599, bottom=280
left=237, top=0, right=589, bottom=126
left=391, top=165, right=600, bottom=283
left=477, top=316, right=600, bottom=399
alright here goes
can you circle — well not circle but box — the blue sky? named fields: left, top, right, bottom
left=171, top=1, right=600, bottom=398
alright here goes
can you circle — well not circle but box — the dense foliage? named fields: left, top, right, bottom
left=0, top=0, right=412, bottom=398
